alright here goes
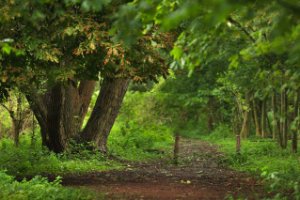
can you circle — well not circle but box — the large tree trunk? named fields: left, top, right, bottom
left=81, top=77, right=130, bottom=153
left=27, top=80, right=96, bottom=153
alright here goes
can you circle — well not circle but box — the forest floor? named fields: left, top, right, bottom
left=62, top=139, right=264, bottom=200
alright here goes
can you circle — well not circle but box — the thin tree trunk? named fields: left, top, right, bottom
left=261, top=98, right=267, bottom=138
left=12, top=119, right=23, bottom=146
left=31, top=113, right=36, bottom=146
left=233, top=106, right=241, bottom=154
left=252, top=99, right=261, bottom=137
left=240, top=93, right=250, bottom=139
left=1, top=93, right=28, bottom=146
left=240, top=111, right=249, bottom=139
left=266, top=114, right=272, bottom=137
left=272, top=92, right=277, bottom=140
left=280, top=88, right=288, bottom=149
left=284, top=88, right=288, bottom=149
left=76, top=80, right=97, bottom=131
left=81, top=77, right=130, bottom=153
left=292, top=90, right=299, bottom=153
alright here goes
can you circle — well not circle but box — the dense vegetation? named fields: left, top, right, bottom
left=0, top=0, right=300, bottom=199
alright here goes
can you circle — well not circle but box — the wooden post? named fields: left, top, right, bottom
left=173, top=133, right=180, bottom=165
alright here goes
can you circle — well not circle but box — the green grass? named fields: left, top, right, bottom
left=0, top=119, right=175, bottom=200
left=0, top=136, right=123, bottom=177
left=108, top=121, right=174, bottom=161
left=211, top=138, right=300, bottom=176
left=0, top=121, right=174, bottom=176
left=0, top=171, right=96, bottom=200
left=201, top=126, right=300, bottom=199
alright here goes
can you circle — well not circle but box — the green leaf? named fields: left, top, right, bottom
left=171, top=46, right=183, bottom=60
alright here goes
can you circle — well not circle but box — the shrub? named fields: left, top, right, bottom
left=108, top=122, right=173, bottom=160
left=0, top=135, right=122, bottom=176
left=207, top=124, right=233, bottom=140
left=0, top=171, right=95, bottom=200
left=0, top=137, right=61, bottom=176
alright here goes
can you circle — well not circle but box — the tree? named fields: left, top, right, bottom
left=0, top=91, right=31, bottom=145
left=0, top=0, right=171, bottom=153
left=113, top=0, right=300, bottom=152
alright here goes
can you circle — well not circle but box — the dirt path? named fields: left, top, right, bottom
left=63, top=139, right=263, bottom=199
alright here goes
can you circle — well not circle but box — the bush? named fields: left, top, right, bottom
left=205, top=137, right=300, bottom=199
left=109, top=122, right=173, bottom=160
left=261, top=169, right=300, bottom=200
left=107, top=91, right=174, bottom=160
left=0, top=135, right=122, bottom=176
left=207, top=124, right=233, bottom=140
left=0, top=137, right=61, bottom=176
left=0, top=171, right=95, bottom=200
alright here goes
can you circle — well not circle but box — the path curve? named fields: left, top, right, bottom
left=63, top=139, right=263, bottom=200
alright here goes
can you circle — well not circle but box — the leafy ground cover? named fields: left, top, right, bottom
left=0, top=171, right=96, bottom=200
left=0, top=136, right=123, bottom=177
left=0, top=120, right=173, bottom=200
left=202, top=126, right=300, bottom=199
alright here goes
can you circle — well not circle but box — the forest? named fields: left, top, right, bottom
left=0, top=0, right=300, bottom=199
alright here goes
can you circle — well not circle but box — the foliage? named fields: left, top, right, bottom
left=108, top=91, right=174, bottom=161
left=262, top=170, right=300, bottom=200
left=0, top=0, right=171, bottom=100
left=1, top=0, right=300, bottom=198
left=203, top=133, right=300, bottom=199
left=0, top=171, right=95, bottom=200
left=0, top=135, right=122, bottom=176
left=206, top=124, right=233, bottom=140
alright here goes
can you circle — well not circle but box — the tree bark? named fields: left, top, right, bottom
left=252, top=98, right=261, bottom=137
left=26, top=80, right=96, bottom=153
left=0, top=93, right=29, bottom=146
left=240, top=93, right=250, bottom=139
left=81, top=77, right=130, bottom=153
left=271, top=92, right=276, bottom=140
left=292, top=90, right=299, bottom=153
left=280, top=88, right=288, bottom=149
left=240, top=110, right=249, bottom=139
left=261, top=98, right=267, bottom=138
left=76, top=81, right=97, bottom=131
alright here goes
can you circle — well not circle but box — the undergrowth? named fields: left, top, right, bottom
left=202, top=125, right=300, bottom=199
left=0, top=171, right=95, bottom=200
left=0, top=135, right=122, bottom=177
left=108, top=122, right=173, bottom=161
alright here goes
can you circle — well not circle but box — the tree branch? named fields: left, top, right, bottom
left=0, top=102, right=15, bottom=119
left=227, top=16, right=256, bottom=43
